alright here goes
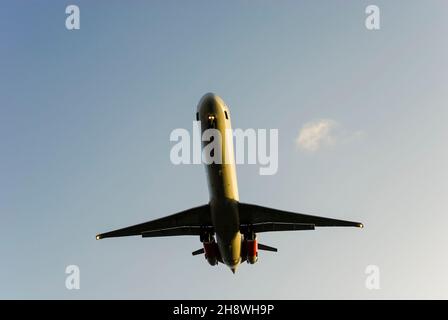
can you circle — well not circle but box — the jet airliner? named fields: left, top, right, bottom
left=96, top=93, right=363, bottom=273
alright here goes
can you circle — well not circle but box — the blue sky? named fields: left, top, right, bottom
left=1, top=1, right=447, bottom=299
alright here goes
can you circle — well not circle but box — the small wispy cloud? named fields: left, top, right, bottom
left=296, top=119, right=337, bottom=152
left=296, top=119, right=363, bottom=152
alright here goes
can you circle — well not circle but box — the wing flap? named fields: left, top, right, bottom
left=141, top=226, right=209, bottom=238
left=241, top=222, right=315, bottom=233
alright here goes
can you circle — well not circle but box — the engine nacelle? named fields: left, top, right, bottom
left=246, top=239, right=258, bottom=264
left=203, top=241, right=220, bottom=266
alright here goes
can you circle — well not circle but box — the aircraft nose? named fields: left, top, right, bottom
left=201, top=92, right=218, bottom=103
left=197, top=92, right=225, bottom=114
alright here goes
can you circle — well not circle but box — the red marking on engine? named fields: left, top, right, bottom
left=247, top=239, right=257, bottom=257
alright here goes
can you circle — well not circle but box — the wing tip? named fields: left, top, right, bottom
left=96, top=234, right=102, bottom=240
left=358, top=223, right=364, bottom=228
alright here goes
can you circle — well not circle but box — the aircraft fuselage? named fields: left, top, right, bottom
left=197, top=93, right=242, bottom=272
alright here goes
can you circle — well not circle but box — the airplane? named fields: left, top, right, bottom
left=96, top=93, right=363, bottom=273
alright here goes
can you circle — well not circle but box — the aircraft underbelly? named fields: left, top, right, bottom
left=206, top=162, right=241, bottom=267
left=207, top=161, right=241, bottom=266
left=209, top=196, right=241, bottom=267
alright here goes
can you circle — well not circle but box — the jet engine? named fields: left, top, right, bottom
left=242, top=230, right=258, bottom=264
left=246, top=238, right=258, bottom=264
left=203, top=241, right=219, bottom=266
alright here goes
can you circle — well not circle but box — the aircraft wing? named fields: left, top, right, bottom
left=96, top=204, right=212, bottom=239
left=238, top=202, right=363, bottom=232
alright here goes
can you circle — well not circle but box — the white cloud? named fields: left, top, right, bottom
left=296, top=119, right=337, bottom=152
left=296, top=119, right=365, bottom=152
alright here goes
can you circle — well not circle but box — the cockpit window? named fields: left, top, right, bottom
left=196, top=112, right=199, bottom=121
left=224, top=111, right=229, bottom=120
